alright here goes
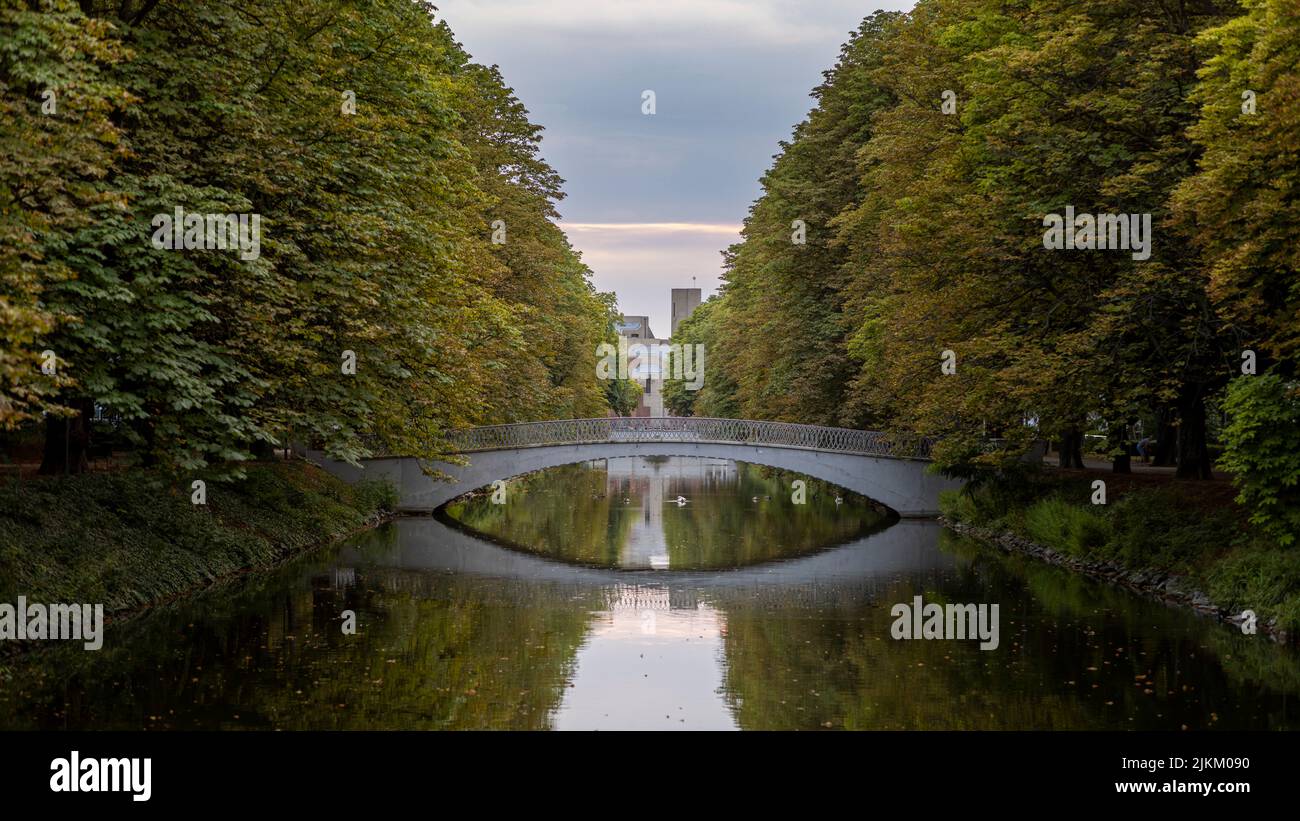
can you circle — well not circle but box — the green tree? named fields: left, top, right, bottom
left=710, top=11, right=900, bottom=426
left=6, top=0, right=619, bottom=476
left=662, top=297, right=730, bottom=417
left=439, top=42, right=614, bottom=422
left=1220, top=373, right=1300, bottom=547
left=0, top=0, right=126, bottom=436
left=603, top=375, right=642, bottom=417
left=1173, top=0, right=1300, bottom=375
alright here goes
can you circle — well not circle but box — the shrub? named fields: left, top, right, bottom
left=940, top=466, right=1049, bottom=528
left=1106, top=487, right=1239, bottom=573
left=1220, top=373, right=1300, bottom=547
left=1022, top=497, right=1111, bottom=557
left=939, top=489, right=977, bottom=523
left=354, top=478, right=399, bottom=513
left=1203, top=540, right=1300, bottom=631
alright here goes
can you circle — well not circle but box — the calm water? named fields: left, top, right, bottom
left=2, top=456, right=1297, bottom=730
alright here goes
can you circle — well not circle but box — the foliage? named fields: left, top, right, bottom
left=662, top=297, right=734, bottom=417
left=1203, top=540, right=1300, bottom=631
left=602, top=375, right=642, bottom=417
left=1, top=0, right=618, bottom=473
left=677, top=0, right=1298, bottom=521
left=709, top=12, right=900, bottom=426
left=1219, top=373, right=1300, bottom=546
left=0, top=0, right=127, bottom=427
left=1172, top=0, right=1300, bottom=370
left=944, top=474, right=1300, bottom=630
left=0, top=461, right=393, bottom=612
left=1104, top=487, right=1241, bottom=572
left=1022, top=497, right=1112, bottom=558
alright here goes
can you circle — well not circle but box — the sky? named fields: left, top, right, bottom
left=439, top=0, right=915, bottom=336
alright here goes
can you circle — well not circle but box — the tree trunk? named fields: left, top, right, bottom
left=1152, top=407, right=1178, bottom=467
left=1058, top=428, right=1085, bottom=469
left=1111, top=420, right=1133, bottom=473
left=250, top=439, right=276, bottom=460
left=134, top=416, right=158, bottom=468
left=38, top=399, right=92, bottom=475
left=1175, top=385, right=1213, bottom=479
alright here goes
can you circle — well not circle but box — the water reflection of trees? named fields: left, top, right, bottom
left=0, top=530, right=601, bottom=730
left=9, top=517, right=1299, bottom=731
left=710, top=532, right=1300, bottom=730
left=444, top=459, right=893, bottom=569
left=443, top=464, right=638, bottom=567
left=712, top=576, right=1097, bottom=730
left=960, top=532, right=1300, bottom=730
left=660, top=465, right=891, bottom=568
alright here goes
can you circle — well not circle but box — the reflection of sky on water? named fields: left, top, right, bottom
left=554, top=590, right=734, bottom=730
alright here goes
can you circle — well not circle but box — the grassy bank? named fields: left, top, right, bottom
left=940, top=473, right=1300, bottom=634
left=0, top=461, right=397, bottom=617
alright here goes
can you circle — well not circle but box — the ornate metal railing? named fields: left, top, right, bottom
left=444, top=417, right=933, bottom=460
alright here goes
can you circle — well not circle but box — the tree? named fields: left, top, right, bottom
left=0, top=0, right=126, bottom=449
left=1219, top=373, right=1300, bottom=546
left=6, top=0, right=619, bottom=476
left=438, top=38, right=613, bottom=422
left=603, top=377, right=642, bottom=418
left=662, top=297, right=731, bottom=417
left=1173, top=0, right=1300, bottom=378
left=698, top=0, right=1236, bottom=481
left=709, top=11, right=901, bottom=426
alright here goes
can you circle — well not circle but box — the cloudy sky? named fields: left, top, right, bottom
left=439, top=0, right=914, bottom=335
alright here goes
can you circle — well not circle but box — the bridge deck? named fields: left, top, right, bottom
left=447, top=417, right=933, bottom=460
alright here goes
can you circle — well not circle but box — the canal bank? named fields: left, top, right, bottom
left=0, top=461, right=397, bottom=658
left=938, top=480, right=1299, bottom=645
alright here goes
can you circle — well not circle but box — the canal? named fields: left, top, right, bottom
left=2, top=456, right=1296, bottom=730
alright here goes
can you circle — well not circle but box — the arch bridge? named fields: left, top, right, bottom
left=312, top=417, right=963, bottom=518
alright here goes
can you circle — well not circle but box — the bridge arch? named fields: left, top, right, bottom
left=311, top=418, right=963, bottom=517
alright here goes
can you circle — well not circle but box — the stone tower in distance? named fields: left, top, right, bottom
left=670, top=287, right=702, bottom=336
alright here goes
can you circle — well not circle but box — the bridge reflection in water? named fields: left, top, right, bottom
left=10, top=469, right=1296, bottom=730
left=330, top=513, right=960, bottom=731
left=335, top=515, right=954, bottom=594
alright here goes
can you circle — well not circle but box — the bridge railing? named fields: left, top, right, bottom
left=445, top=417, right=933, bottom=460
